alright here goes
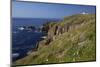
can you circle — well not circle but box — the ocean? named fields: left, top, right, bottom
left=12, top=18, right=61, bottom=61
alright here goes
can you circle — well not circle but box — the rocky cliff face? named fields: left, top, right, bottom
left=14, top=14, right=96, bottom=65
left=42, top=14, right=94, bottom=46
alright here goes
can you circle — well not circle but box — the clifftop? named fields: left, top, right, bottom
left=14, top=14, right=96, bottom=65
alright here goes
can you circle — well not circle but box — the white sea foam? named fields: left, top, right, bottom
left=12, top=53, right=19, bottom=57
left=18, top=27, right=24, bottom=30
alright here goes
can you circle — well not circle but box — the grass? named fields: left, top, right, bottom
left=14, top=14, right=96, bottom=65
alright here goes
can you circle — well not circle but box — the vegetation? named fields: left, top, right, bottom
left=14, top=14, right=96, bottom=65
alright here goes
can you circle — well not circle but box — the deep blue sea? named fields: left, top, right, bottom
left=12, top=18, right=61, bottom=61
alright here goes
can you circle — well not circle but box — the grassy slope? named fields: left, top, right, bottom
left=14, top=14, right=96, bottom=65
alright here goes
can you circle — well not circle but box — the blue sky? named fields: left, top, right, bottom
left=12, top=1, right=96, bottom=19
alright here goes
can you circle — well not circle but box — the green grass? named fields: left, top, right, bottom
left=14, top=14, right=96, bottom=65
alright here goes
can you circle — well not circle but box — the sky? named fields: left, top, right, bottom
left=12, top=1, right=96, bottom=19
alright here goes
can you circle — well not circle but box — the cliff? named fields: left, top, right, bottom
left=14, top=14, right=96, bottom=65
